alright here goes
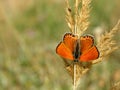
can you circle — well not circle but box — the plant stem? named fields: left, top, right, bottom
left=73, top=62, right=77, bottom=90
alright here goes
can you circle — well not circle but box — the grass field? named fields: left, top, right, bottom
left=0, top=0, right=120, bottom=90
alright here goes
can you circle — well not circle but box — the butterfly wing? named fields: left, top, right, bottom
left=79, top=35, right=99, bottom=61
left=80, top=46, right=99, bottom=61
left=56, top=42, right=73, bottom=60
left=63, top=33, right=77, bottom=52
left=80, top=35, right=94, bottom=53
left=56, top=33, right=77, bottom=60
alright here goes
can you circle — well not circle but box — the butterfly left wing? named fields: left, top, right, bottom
left=56, top=42, right=74, bottom=60
left=63, top=33, right=77, bottom=52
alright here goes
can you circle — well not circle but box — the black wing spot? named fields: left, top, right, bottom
left=63, top=33, right=76, bottom=40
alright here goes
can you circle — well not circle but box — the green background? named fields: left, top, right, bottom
left=0, top=0, right=120, bottom=90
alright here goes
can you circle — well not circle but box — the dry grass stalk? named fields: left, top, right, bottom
left=66, top=62, right=90, bottom=90
left=63, top=0, right=120, bottom=90
left=77, top=0, right=91, bottom=35
left=110, top=81, right=120, bottom=90
left=92, top=20, right=120, bottom=64
left=65, top=0, right=91, bottom=36
left=65, top=0, right=75, bottom=33
left=65, top=0, right=92, bottom=89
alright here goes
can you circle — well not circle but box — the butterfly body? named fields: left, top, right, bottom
left=73, top=40, right=81, bottom=60
left=56, top=33, right=99, bottom=62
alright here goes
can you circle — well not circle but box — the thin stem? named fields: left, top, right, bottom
left=73, top=62, right=77, bottom=90
left=74, top=0, right=79, bottom=35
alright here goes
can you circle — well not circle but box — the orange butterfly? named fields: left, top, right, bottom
left=56, top=33, right=99, bottom=62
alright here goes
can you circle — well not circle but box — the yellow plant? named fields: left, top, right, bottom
left=56, top=0, right=120, bottom=90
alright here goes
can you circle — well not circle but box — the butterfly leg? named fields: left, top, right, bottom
left=74, top=59, right=79, bottom=62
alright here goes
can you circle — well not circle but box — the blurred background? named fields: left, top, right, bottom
left=0, top=0, right=120, bottom=90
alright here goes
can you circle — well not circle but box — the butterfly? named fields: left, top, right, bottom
left=56, top=33, right=99, bottom=62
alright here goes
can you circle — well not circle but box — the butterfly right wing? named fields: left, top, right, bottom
left=80, top=35, right=94, bottom=53
left=80, top=46, right=99, bottom=61
left=79, top=35, right=99, bottom=61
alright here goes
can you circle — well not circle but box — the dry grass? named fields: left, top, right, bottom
left=93, top=20, right=120, bottom=64
left=111, top=81, right=120, bottom=90
left=65, top=0, right=91, bottom=36
left=0, top=0, right=120, bottom=90
left=60, top=0, right=120, bottom=90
